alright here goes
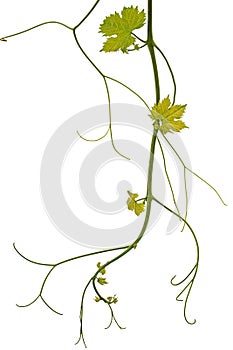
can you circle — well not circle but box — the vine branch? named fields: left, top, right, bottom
left=1, top=0, right=226, bottom=347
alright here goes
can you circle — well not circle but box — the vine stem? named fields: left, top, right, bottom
left=76, top=0, right=162, bottom=344
left=147, top=0, right=160, bottom=104
left=77, top=128, right=158, bottom=345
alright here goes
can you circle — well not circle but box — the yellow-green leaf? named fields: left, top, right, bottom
left=99, top=6, right=146, bottom=53
left=127, top=191, right=145, bottom=216
left=150, top=96, right=188, bottom=134
left=97, top=277, right=108, bottom=285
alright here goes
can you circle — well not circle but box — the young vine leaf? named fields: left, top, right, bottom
left=97, top=277, right=108, bottom=285
left=99, top=6, right=146, bottom=53
left=127, top=191, right=145, bottom=216
left=150, top=96, right=188, bottom=133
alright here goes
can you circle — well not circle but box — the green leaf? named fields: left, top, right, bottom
left=127, top=191, right=145, bottom=216
left=150, top=96, right=188, bottom=134
left=99, top=6, right=146, bottom=53
left=97, top=277, right=108, bottom=285
left=94, top=296, right=100, bottom=302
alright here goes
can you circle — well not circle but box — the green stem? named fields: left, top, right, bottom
left=77, top=129, right=158, bottom=343
left=93, top=0, right=160, bottom=319
left=147, top=0, right=160, bottom=103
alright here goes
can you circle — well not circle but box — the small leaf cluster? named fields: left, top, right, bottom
left=96, top=261, right=107, bottom=285
left=127, top=191, right=145, bottom=216
left=94, top=262, right=118, bottom=304
left=94, top=295, right=118, bottom=304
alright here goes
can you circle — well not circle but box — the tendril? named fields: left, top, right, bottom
left=181, top=167, right=188, bottom=231
left=157, top=138, right=181, bottom=218
left=16, top=286, right=63, bottom=315
left=16, top=296, right=39, bottom=308
left=76, top=126, right=110, bottom=142
left=171, top=265, right=197, bottom=286
left=103, top=76, right=130, bottom=160
left=105, top=76, right=151, bottom=111
left=40, top=296, right=63, bottom=315
left=72, top=30, right=130, bottom=160
left=0, top=21, right=73, bottom=42
left=152, top=195, right=199, bottom=325
left=13, top=243, right=54, bottom=266
left=14, top=242, right=129, bottom=324
left=153, top=42, right=177, bottom=105
left=105, top=304, right=126, bottom=330
left=162, top=134, right=227, bottom=206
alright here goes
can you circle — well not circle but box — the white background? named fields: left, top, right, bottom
left=0, top=0, right=233, bottom=349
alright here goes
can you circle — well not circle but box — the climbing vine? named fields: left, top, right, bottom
left=1, top=0, right=226, bottom=348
